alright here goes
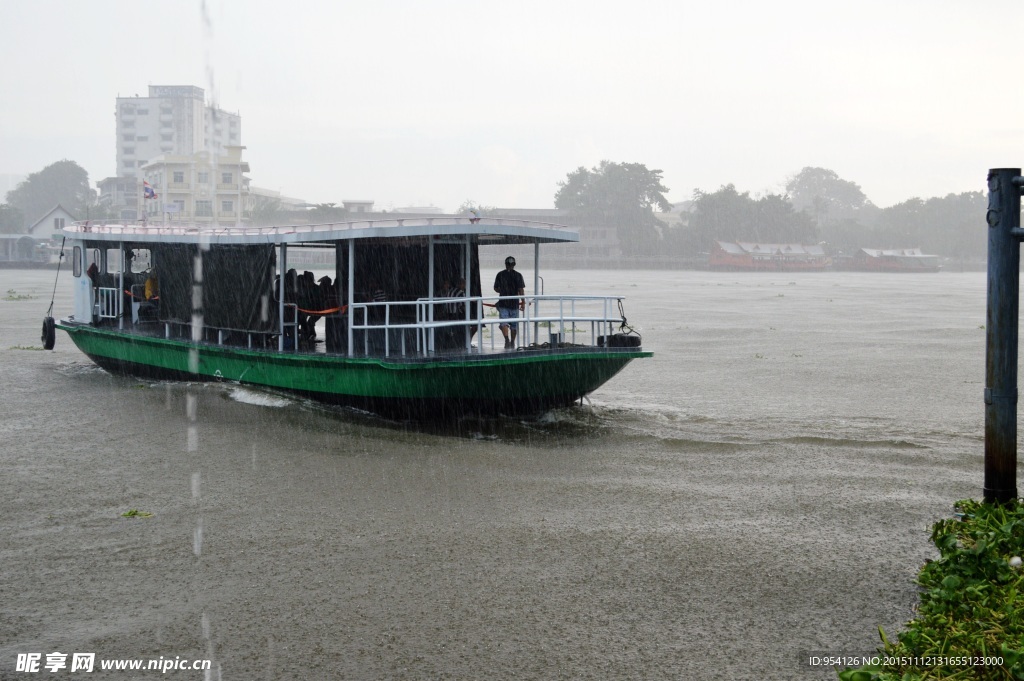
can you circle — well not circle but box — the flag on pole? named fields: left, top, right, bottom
left=143, top=181, right=157, bottom=200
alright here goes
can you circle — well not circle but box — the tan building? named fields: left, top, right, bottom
left=140, top=146, right=251, bottom=225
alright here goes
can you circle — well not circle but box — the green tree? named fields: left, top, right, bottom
left=86, top=201, right=121, bottom=222
left=0, top=204, right=25, bottom=234
left=554, top=161, right=670, bottom=257
left=456, top=200, right=496, bottom=216
left=306, top=202, right=347, bottom=223
left=754, top=193, right=818, bottom=243
left=687, top=184, right=756, bottom=251
left=926, top=191, right=986, bottom=259
left=250, top=195, right=286, bottom=227
left=5, top=160, right=94, bottom=229
left=785, top=167, right=874, bottom=225
left=872, top=192, right=986, bottom=258
left=872, top=197, right=928, bottom=249
left=818, top=217, right=868, bottom=257
left=686, top=185, right=818, bottom=253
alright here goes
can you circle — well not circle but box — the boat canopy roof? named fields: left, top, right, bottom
left=62, top=217, right=579, bottom=247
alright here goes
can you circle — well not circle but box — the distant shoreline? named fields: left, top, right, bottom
left=0, top=262, right=60, bottom=270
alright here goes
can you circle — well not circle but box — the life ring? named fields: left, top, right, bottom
left=41, top=316, right=56, bottom=350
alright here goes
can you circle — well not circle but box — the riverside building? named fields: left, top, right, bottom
left=98, top=85, right=242, bottom=220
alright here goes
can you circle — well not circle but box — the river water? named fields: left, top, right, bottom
left=0, top=267, right=990, bottom=679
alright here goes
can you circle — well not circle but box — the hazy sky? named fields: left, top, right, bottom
left=2, top=0, right=1021, bottom=212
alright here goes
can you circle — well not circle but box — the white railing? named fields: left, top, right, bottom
left=108, top=293, right=631, bottom=358
left=96, top=287, right=120, bottom=319
left=343, top=294, right=628, bottom=356
left=347, top=301, right=423, bottom=357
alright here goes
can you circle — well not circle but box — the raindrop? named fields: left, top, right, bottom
left=192, top=472, right=201, bottom=501
left=193, top=252, right=205, bottom=281
left=190, top=314, right=204, bottom=342
left=193, top=518, right=203, bottom=556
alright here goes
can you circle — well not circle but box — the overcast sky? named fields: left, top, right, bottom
left=1, top=0, right=1021, bottom=212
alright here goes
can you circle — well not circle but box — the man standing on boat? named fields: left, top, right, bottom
left=494, top=256, right=525, bottom=349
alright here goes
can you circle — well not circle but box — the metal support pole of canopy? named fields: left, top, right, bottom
left=278, top=244, right=287, bottom=352
left=984, top=168, right=1021, bottom=504
left=428, top=237, right=435, bottom=353
left=118, top=241, right=124, bottom=330
left=533, top=242, right=540, bottom=346
left=347, top=240, right=355, bottom=357
left=464, top=234, right=472, bottom=349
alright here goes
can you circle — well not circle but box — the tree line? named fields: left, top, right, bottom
left=555, top=163, right=987, bottom=260
left=3, top=160, right=989, bottom=260
left=1, top=160, right=100, bottom=232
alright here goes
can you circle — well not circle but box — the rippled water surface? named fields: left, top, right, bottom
left=0, top=268, right=993, bottom=680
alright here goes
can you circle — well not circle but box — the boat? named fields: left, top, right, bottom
left=842, top=248, right=940, bottom=272
left=45, top=217, right=650, bottom=418
left=708, top=241, right=830, bottom=271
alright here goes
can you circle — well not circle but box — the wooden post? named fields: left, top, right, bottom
left=984, top=168, right=1021, bottom=503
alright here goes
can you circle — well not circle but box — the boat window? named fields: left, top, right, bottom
left=87, top=249, right=101, bottom=270
left=106, top=248, right=124, bottom=274
left=130, top=248, right=152, bottom=273
left=73, top=246, right=81, bottom=277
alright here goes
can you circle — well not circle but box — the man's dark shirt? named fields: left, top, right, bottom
left=493, top=269, right=525, bottom=309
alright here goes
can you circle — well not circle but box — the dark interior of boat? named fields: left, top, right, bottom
left=83, top=240, right=483, bottom=355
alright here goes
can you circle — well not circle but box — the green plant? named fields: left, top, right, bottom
left=4, top=289, right=34, bottom=301
left=839, top=499, right=1024, bottom=680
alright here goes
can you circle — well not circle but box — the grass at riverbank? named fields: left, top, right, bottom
left=840, top=499, right=1024, bottom=681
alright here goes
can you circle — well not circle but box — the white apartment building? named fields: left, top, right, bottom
left=140, top=146, right=251, bottom=225
left=116, top=85, right=241, bottom=177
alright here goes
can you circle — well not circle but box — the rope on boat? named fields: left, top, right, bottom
left=296, top=305, right=346, bottom=315
left=45, top=236, right=66, bottom=319
left=617, top=298, right=642, bottom=343
left=41, top=236, right=66, bottom=350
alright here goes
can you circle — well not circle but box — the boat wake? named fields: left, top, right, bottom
left=55, top=362, right=109, bottom=377
left=776, top=435, right=929, bottom=449
left=64, top=369, right=965, bottom=457
left=569, top=402, right=951, bottom=454
left=228, top=387, right=292, bottom=409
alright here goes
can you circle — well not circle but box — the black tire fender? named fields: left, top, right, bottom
left=41, top=316, right=56, bottom=350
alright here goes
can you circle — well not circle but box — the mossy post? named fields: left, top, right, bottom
left=984, top=168, right=1021, bottom=503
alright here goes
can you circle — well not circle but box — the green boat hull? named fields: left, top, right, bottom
left=57, top=322, right=650, bottom=417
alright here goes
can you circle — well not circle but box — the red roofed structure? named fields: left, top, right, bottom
left=709, top=241, right=830, bottom=271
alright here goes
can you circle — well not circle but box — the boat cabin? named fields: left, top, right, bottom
left=62, top=218, right=631, bottom=358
